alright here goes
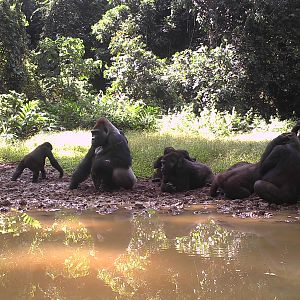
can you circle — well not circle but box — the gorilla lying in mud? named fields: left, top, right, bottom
left=210, top=162, right=259, bottom=199
left=69, top=117, right=136, bottom=191
left=254, top=132, right=300, bottom=204
left=159, top=150, right=213, bottom=192
left=11, top=142, right=64, bottom=183
left=209, top=120, right=300, bottom=201
left=152, top=147, right=195, bottom=182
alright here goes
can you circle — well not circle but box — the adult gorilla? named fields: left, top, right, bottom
left=69, top=118, right=136, bottom=190
left=254, top=132, right=300, bottom=204
left=160, top=150, right=213, bottom=192
left=210, top=162, right=259, bottom=199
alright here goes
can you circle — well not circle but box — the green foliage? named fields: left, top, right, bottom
left=96, top=11, right=246, bottom=112
left=165, top=44, right=246, bottom=111
left=1, top=0, right=299, bottom=136
left=104, top=18, right=176, bottom=109
left=94, top=92, right=159, bottom=129
left=0, top=0, right=29, bottom=92
left=0, top=91, right=51, bottom=138
left=33, top=37, right=102, bottom=129
left=42, top=0, right=107, bottom=52
left=158, top=105, right=293, bottom=137
left=92, top=4, right=130, bottom=43
left=193, top=0, right=300, bottom=119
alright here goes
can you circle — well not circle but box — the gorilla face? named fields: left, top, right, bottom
left=161, top=152, right=183, bottom=176
left=91, top=128, right=108, bottom=147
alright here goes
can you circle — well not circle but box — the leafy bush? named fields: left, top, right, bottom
left=158, top=104, right=292, bottom=137
left=164, top=43, right=246, bottom=111
left=93, top=91, right=159, bottom=130
left=0, top=91, right=51, bottom=138
left=32, top=37, right=102, bottom=129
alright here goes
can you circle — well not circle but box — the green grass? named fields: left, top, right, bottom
left=0, top=130, right=273, bottom=177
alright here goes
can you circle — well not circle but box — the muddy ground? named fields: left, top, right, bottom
left=1, top=164, right=300, bottom=220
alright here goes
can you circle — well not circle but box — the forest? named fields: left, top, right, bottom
left=1, top=2, right=300, bottom=298
left=0, top=0, right=299, bottom=138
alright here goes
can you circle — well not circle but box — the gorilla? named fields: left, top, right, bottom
left=210, top=162, right=259, bottom=199
left=152, top=147, right=195, bottom=182
left=160, top=150, right=214, bottom=192
left=291, top=119, right=300, bottom=137
left=11, top=142, right=64, bottom=183
left=69, top=117, right=136, bottom=190
left=254, top=132, right=300, bottom=204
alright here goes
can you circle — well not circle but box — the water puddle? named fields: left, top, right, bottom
left=0, top=207, right=300, bottom=299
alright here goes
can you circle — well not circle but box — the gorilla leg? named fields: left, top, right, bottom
left=225, top=185, right=252, bottom=199
left=69, top=146, right=95, bottom=189
left=91, top=159, right=115, bottom=191
left=41, top=167, right=46, bottom=179
left=254, top=180, right=293, bottom=204
left=32, top=170, right=40, bottom=183
left=11, top=163, right=25, bottom=181
left=113, top=168, right=137, bottom=190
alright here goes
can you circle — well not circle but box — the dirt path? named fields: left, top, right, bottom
left=1, top=164, right=299, bottom=219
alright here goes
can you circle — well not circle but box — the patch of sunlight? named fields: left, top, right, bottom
left=26, top=131, right=91, bottom=148
left=231, top=131, right=279, bottom=142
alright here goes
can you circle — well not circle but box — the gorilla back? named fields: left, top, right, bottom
left=254, top=132, right=300, bottom=204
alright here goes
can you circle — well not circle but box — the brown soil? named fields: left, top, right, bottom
left=1, top=164, right=299, bottom=219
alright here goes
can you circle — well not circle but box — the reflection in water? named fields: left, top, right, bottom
left=98, top=210, right=171, bottom=298
left=0, top=210, right=95, bottom=299
left=175, top=219, right=245, bottom=258
left=0, top=209, right=300, bottom=299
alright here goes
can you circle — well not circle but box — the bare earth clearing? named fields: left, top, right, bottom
left=1, top=163, right=300, bottom=221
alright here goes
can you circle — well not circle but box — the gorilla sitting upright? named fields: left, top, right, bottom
left=69, top=117, right=136, bottom=190
left=254, top=132, right=300, bottom=204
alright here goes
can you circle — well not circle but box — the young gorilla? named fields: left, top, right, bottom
left=160, top=150, right=213, bottom=192
left=254, top=132, right=300, bottom=204
left=152, top=147, right=195, bottom=182
left=11, top=142, right=64, bottom=183
left=210, top=162, right=259, bottom=199
left=69, top=117, right=136, bottom=190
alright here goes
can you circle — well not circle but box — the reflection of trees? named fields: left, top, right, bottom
left=98, top=210, right=171, bottom=298
left=175, top=219, right=245, bottom=258
left=0, top=210, right=94, bottom=299
left=0, top=209, right=276, bottom=299
left=98, top=215, right=250, bottom=299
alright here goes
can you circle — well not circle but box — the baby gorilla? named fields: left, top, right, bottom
left=11, top=142, right=64, bottom=183
left=160, top=150, right=213, bottom=192
left=152, top=147, right=195, bottom=182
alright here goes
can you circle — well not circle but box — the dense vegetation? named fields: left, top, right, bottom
left=0, top=0, right=299, bottom=138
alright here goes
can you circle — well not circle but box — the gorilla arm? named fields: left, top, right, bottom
left=259, top=145, right=284, bottom=176
left=69, top=146, right=96, bottom=189
left=45, top=148, right=64, bottom=178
